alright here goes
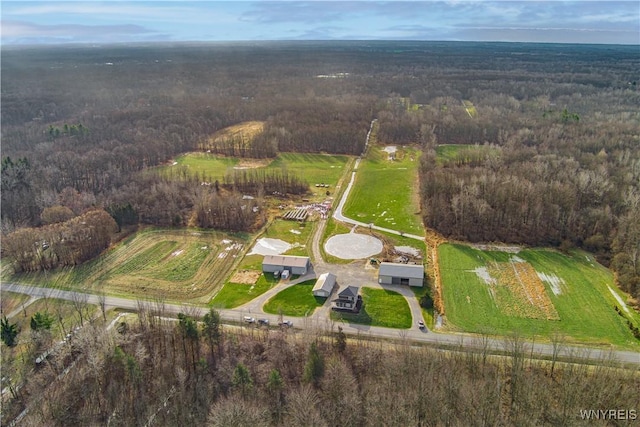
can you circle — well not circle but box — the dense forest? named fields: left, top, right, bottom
left=1, top=41, right=639, bottom=299
left=2, top=307, right=638, bottom=426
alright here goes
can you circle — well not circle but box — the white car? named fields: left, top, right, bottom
left=243, top=316, right=256, bottom=324
left=278, top=320, right=293, bottom=327
left=418, top=320, right=426, bottom=330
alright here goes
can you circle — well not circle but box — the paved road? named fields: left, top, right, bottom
left=3, top=282, right=639, bottom=365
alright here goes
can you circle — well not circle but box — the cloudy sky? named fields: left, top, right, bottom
left=2, top=1, right=638, bottom=45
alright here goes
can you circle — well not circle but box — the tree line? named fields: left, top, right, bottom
left=2, top=306, right=638, bottom=426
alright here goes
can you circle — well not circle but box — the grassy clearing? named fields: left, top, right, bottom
left=210, top=273, right=278, bottom=308
left=343, top=145, right=423, bottom=236
left=267, top=153, right=349, bottom=190
left=10, top=228, right=245, bottom=304
left=1, top=292, right=32, bottom=316
left=263, top=280, right=325, bottom=317
left=158, top=152, right=239, bottom=181
left=439, top=243, right=640, bottom=348
left=332, top=287, right=412, bottom=329
left=155, top=152, right=350, bottom=196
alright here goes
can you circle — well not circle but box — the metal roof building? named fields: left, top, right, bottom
left=312, top=272, right=336, bottom=298
left=262, top=255, right=311, bottom=275
left=378, top=262, right=424, bottom=287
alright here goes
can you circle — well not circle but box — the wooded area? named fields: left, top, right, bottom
left=2, top=307, right=638, bottom=426
left=1, top=42, right=639, bottom=299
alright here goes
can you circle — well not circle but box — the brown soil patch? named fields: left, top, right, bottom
left=425, top=229, right=447, bottom=315
left=234, top=158, right=273, bottom=169
left=487, top=261, right=559, bottom=320
left=211, top=121, right=265, bottom=142
left=229, top=270, right=262, bottom=285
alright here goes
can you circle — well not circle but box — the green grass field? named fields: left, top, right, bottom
left=267, top=153, right=350, bottom=189
left=343, top=145, right=423, bottom=236
left=331, top=287, right=412, bottom=329
left=263, top=280, right=325, bottom=316
left=210, top=273, right=278, bottom=308
left=155, top=152, right=350, bottom=193
left=439, top=243, right=640, bottom=348
left=157, top=152, right=240, bottom=181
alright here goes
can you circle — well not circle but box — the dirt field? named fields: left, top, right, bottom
left=487, top=260, right=560, bottom=320
left=229, top=270, right=261, bottom=285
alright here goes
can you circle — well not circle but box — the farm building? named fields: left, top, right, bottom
left=312, top=272, right=337, bottom=298
left=333, top=285, right=360, bottom=311
left=378, top=262, right=424, bottom=287
left=262, top=255, right=311, bottom=276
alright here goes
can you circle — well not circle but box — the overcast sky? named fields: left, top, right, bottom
left=2, top=1, right=639, bottom=45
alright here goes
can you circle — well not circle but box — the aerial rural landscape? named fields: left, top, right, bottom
left=1, top=37, right=639, bottom=425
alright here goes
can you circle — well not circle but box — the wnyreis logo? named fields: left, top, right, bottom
left=579, top=409, right=637, bottom=421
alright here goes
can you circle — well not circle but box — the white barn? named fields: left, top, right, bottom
left=378, top=262, right=424, bottom=287
left=312, top=272, right=336, bottom=298
left=262, top=255, right=311, bottom=276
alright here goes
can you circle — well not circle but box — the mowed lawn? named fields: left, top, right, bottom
left=439, top=243, right=640, bottom=348
left=332, top=287, right=412, bottom=329
left=263, top=280, right=325, bottom=316
left=343, top=145, right=423, bottom=236
left=211, top=273, right=278, bottom=309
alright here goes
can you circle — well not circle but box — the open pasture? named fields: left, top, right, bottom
left=343, top=145, right=423, bottom=236
left=439, top=243, right=640, bottom=348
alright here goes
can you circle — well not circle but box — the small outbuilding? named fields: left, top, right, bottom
left=378, top=262, right=424, bottom=287
left=312, top=272, right=337, bottom=298
left=262, top=255, right=311, bottom=276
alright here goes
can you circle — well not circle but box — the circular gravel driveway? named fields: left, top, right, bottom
left=324, top=233, right=383, bottom=259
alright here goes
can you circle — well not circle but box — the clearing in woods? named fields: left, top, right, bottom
left=439, top=243, right=640, bottom=348
left=201, top=120, right=266, bottom=151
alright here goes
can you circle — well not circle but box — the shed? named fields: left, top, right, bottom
left=378, top=262, right=424, bottom=287
left=262, top=255, right=311, bottom=276
left=312, top=272, right=337, bottom=298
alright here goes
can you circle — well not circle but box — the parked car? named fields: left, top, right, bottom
left=258, top=318, right=269, bottom=326
left=278, top=320, right=293, bottom=327
left=243, top=316, right=255, bottom=324
left=418, top=320, right=426, bottom=330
